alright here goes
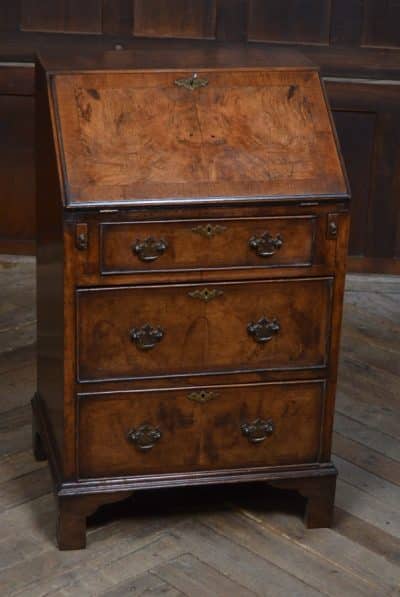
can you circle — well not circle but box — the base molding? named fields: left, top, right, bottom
left=32, top=392, right=337, bottom=550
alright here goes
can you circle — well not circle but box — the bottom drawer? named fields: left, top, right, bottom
left=78, top=381, right=325, bottom=478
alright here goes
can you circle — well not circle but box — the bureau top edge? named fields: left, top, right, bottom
left=60, top=193, right=350, bottom=212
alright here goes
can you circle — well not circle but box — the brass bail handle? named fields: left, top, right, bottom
left=241, top=418, right=275, bottom=444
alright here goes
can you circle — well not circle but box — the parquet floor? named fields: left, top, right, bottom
left=0, top=256, right=399, bottom=596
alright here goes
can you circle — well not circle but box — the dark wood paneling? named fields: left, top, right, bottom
left=333, top=110, right=376, bottom=256
left=21, top=0, right=103, bottom=34
left=329, top=0, right=363, bottom=47
left=0, top=65, right=34, bottom=96
left=0, top=95, right=35, bottom=250
left=327, top=79, right=400, bottom=261
left=369, top=101, right=400, bottom=258
left=216, top=0, right=248, bottom=41
left=133, top=0, right=216, bottom=39
left=248, top=0, right=332, bottom=45
left=363, top=0, right=400, bottom=49
left=0, top=0, right=20, bottom=31
left=102, top=0, right=133, bottom=35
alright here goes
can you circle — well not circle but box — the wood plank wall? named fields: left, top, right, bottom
left=1, top=0, right=400, bottom=273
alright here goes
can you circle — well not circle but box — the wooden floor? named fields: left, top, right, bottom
left=1, top=256, right=399, bottom=596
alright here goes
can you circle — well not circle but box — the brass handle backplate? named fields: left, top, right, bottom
left=129, top=323, right=165, bottom=351
left=175, top=73, right=208, bottom=91
left=241, top=418, right=275, bottom=444
left=249, top=232, right=283, bottom=257
left=247, top=317, right=280, bottom=344
left=133, top=237, right=168, bottom=262
left=127, top=424, right=162, bottom=451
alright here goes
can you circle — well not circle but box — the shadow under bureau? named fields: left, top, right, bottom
left=33, top=45, right=350, bottom=549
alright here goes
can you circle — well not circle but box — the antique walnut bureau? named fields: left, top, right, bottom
left=33, top=44, right=350, bottom=550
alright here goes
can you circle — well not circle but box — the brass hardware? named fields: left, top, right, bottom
left=133, top=237, right=168, bottom=262
left=187, top=390, right=219, bottom=404
left=249, top=232, right=283, bottom=258
left=129, top=323, right=165, bottom=351
left=327, top=214, right=339, bottom=239
left=75, top=223, right=88, bottom=250
left=241, top=418, right=275, bottom=444
left=188, top=288, right=224, bottom=303
left=127, top=424, right=162, bottom=451
left=175, top=73, right=208, bottom=91
left=247, top=317, right=280, bottom=344
left=191, top=223, right=227, bottom=238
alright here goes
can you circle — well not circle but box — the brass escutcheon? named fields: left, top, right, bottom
left=191, top=223, right=227, bottom=238
left=175, top=73, right=208, bottom=91
left=188, top=288, right=224, bottom=303
left=187, top=390, right=219, bottom=404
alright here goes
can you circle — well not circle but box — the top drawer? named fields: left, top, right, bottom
left=100, top=216, right=317, bottom=275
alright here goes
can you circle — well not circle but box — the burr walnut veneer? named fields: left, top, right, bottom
left=33, top=46, right=350, bottom=549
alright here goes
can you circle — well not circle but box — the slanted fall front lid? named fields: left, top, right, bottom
left=51, top=69, right=348, bottom=207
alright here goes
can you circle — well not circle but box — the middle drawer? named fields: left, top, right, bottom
left=77, top=277, right=332, bottom=382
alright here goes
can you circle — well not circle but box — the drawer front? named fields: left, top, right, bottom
left=78, top=381, right=324, bottom=478
left=100, top=216, right=316, bottom=274
left=77, top=278, right=332, bottom=382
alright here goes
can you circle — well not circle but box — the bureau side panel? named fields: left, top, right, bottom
left=321, top=210, right=351, bottom=460
left=35, top=60, right=65, bottom=472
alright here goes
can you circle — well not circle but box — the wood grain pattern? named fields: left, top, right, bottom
left=100, top=216, right=317, bottom=274
left=53, top=70, right=347, bottom=206
left=64, top=202, right=341, bottom=288
left=78, top=381, right=324, bottom=477
left=77, top=278, right=332, bottom=381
